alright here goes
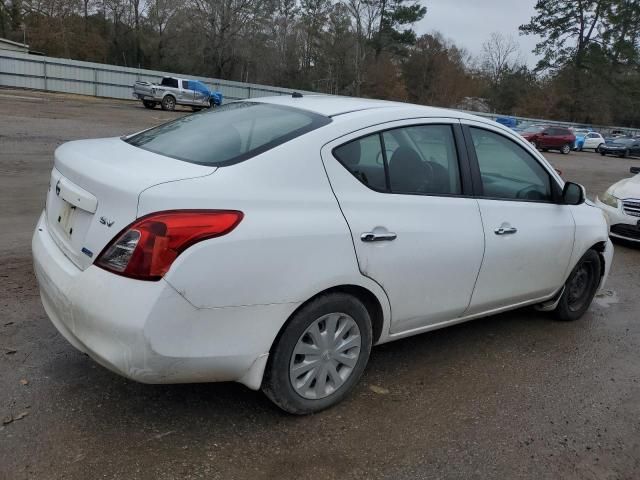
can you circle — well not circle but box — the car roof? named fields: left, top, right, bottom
left=250, top=94, right=479, bottom=120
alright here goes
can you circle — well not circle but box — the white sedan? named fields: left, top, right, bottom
left=33, top=95, right=613, bottom=414
left=596, top=167, right=640, bottom=242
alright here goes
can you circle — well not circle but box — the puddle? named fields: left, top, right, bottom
left=594, top=290, right=619, bottom=308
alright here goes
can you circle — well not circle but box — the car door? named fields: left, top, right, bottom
left=192, top=82, right=209, bottom=106
left=321, top=120, right=485, bottom=333
left=584, top=133, right=599, bottom=150
left=538, top=128, right=553, bottom=148
left=547, top=128, right=563, bottom=149
left=461, top=121, right=575, bottom=314
left=180, top=80, right=195, bottom=105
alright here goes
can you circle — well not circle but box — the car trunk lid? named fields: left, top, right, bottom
left=46, top=137, right=215, bottom=270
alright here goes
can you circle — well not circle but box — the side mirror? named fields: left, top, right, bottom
left=562, top=182, right=586, bottom=205
left=630, top=167, right=640, bottom=175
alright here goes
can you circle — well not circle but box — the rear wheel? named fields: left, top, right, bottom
left=554, top=250, right=601, bottom=321
left=262, top=293, right=372, bottom=414
left=561, top=143, right=571, bottom=155
left=142, top=100, right=157, bottom=109
left=597, top=143, right=604, bottom=153
left=161, top=95, right=176, bottom=111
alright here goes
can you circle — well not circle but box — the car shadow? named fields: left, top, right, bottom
left=44, top=305, right=579, bottom=424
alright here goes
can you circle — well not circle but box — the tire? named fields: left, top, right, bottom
left=142, top=100, right=157, bottom=109
left=601, top=150, right=606, bottom=156
left=597, top=143, right=604, bottom=153
left=161, top=95, right=176, bottom=111
left=262, top=293, right=373, bottom=415
left=554, top=250, right=601, bottom=321
left=208, top=99, right=214, bottom=109
left=561, top=143, right=571, bottom=155
left=620, top=149, right=629, bottom=158
left=530, top=141, right=538, bottom=150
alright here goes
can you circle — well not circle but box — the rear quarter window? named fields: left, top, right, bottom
left=125, top=102, right=331, bottom=166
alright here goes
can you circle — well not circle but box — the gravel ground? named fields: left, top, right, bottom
left=1, top=89, right=639, bottom=480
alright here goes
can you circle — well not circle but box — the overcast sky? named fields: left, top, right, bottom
left=415, top=0, right=542, bottom=66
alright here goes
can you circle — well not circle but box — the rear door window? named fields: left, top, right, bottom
left=160, top=77, right=179, bottom=88
left=333, top=124, right=462, bottom=196
left=125, top=102, right=331, bottom=166
left=383, top=125, right=461, bottom=195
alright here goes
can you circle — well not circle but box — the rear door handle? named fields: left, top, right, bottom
left=361, top=232, right=397, bottom=242
left=494, top=227, right=518, bottom=235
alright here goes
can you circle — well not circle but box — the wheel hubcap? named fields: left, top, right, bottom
left=567, top=262, right=594, bottom=312
left=289, top=312, right=361, bottom=400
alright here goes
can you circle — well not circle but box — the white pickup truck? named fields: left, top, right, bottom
left=132, top=76, right=223, bottom=111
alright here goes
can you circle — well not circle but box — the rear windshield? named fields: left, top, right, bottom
left=125, top=102, right=331, bottom=166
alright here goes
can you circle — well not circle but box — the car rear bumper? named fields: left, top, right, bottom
left=595, top=198, right=640, bottom=242
left=132, top=92, right=157, bottom=100
left=32, top=212, right=296, bottom=389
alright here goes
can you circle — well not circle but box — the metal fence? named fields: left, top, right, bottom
left=1, top=49, right=638, bottom=136
left=0, top=49, right=314, bottom=102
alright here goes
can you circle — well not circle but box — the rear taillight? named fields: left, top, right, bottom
left=96, top=210, right=243, bottom=280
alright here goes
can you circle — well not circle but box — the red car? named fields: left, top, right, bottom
left=520, top=126, right=576, bottom=154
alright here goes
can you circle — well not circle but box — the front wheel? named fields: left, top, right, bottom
left=554, top=250, right=601, bottom=321
left=262, top=293, right=372, bottom=415
left=561, top=143, right=571, bottom=155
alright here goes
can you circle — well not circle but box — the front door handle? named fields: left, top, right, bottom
left=494, top=226, right=518, bottom=235
left=361, top=232, right=397, bottom=242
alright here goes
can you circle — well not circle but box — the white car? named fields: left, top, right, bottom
left=33, top=96, right=613, bottom=414
left=596, top=167, right=640, bottom=242
left=582, top=131, right=606, bottom=152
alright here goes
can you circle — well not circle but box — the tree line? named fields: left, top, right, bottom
left=0, top=0, right=639, bottom=127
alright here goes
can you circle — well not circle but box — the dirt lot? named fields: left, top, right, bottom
left=1, top=89, right=639, bottom=480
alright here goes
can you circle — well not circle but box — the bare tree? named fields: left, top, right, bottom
left=481, top=32, right=520, bottom=85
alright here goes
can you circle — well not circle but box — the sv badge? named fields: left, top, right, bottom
left=100, top=216, right=115, bottom=227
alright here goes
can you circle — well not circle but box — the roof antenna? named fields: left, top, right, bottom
left=292, top=92, right=303, bottom=98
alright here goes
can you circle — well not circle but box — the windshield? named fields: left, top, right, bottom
left=522, top=126, right=544, bottom=134
left=612, top=138, right=634, bottom=145
left=125, top=102, right=331, bottom=166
